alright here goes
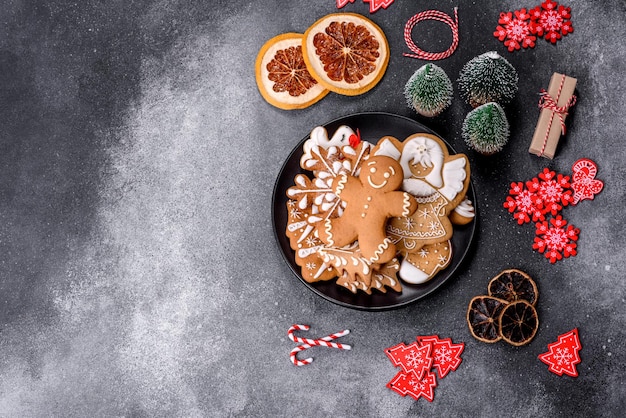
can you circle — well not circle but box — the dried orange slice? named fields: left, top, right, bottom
left=467, top=296, right=508, bottom=343
left=302, top=13, right=389, bottom=96
left=488, top=269, right=538, bottom=306
left=499, top=300, right=539, bottom=346
left=255, top=33, right=329, bottom=110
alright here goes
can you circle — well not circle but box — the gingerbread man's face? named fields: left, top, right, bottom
left=360, top=157, right=403, bottom=192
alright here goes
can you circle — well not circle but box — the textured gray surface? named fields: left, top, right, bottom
left=0, top=0, right=624, bottom=416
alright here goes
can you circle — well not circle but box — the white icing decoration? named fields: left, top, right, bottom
left=400, top=136, right=445, bottom=186
left=453, top=196, right=475, bottom=218
left=440, top=157, right=467, bottom=202
left=398, top=257, right=430, bottom=284
left=298, top=245, right=324, bottom=258
left=298, top=195, right=307, bottom=209
left=313, top=263, right=330, bottom=279
left=297, top=225, right=314, bottom=243
left=296, top=174, right=307, bottom=187
left=300, top=125, right=356, bottom=168
left=374, top=138, right=402, bottom=160
left=402, top=178, right=437, bottom=197
left=324, top=219, right=334, bottom=246
left=287, top=221, right=307, bottom=232
left=401, top=193, right=412, bottom=216
left=369, top=238, right=392, bottom=263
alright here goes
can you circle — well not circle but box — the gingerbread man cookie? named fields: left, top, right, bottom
left=318, top=155, right=418, bottom=264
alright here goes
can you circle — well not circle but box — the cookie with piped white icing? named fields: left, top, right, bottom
left=373, top=133, right=472, bottom=284
left=285, top=199, right=337, bottom=283
left=317, top=155, right=418, bottom=265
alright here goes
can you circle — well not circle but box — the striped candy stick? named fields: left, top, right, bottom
left=288, top=324, right=351, bottom=366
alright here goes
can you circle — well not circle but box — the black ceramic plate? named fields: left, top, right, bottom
left=272, top=112, right=476, bottom=310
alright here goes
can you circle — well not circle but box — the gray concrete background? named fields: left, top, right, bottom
left=0, top=0, right=624, bottom=416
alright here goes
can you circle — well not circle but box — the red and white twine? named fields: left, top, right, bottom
left=403, top=8, right=459, bottom=60
left=537, top=74, right=577, bottom=156
left=288, top=324, right=351, bottom=366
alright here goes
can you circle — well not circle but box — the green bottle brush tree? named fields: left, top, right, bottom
left=404, top=64, right=453, bottom=117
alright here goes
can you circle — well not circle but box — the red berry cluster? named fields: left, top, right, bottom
left=494, top=0, right=574, bottom=52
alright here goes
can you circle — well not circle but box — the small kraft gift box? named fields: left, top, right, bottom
left=529, top=72, right=577, bottom=159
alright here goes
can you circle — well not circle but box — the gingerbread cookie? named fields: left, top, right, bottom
left=400, top=240, right=452, bottom=284
left=317, top=155, right=418, bottom=264
left=285, top=200, right=337, bottom=282
left=449, top=196, right=475, bottom=226
left=373, top=133, right=471, bottom=283
left=319, top=243, right=379, bottom=293
left=320, top=243, right=402, bottom=294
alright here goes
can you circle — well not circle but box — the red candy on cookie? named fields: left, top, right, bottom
left=318, top=155, right=418, bottom=264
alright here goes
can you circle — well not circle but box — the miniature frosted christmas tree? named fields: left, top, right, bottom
left=462, top=102, right=510, bottom=155
left=404, top=64, right=453, bottom=117
left=458, top=51, right=519, bottom=107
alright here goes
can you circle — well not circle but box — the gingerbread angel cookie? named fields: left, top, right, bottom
left=317, top=155, right=418, bottom=265
left=373, top=133, right=472, bottom=283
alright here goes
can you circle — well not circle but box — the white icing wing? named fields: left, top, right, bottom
left=439, top=157, right=467, bottom=202
left=373, top=138, right=402, bottom=161
left=401, top=178, right=437, bottom=197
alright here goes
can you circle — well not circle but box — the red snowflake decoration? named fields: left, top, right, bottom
left=504, top=162, right=600, bottom=264
left=532, top=168, right=574, bottom=216
left=530, top=0, right=574, bottom=44
left=504, top=181, right=545, bottom=224
left=494, top=9, right=537, bottom=51
left=533, top=215, right=580, bottom=263
left=538, top=328, right=582, bottom=377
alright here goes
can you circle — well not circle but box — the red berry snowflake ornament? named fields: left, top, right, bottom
left=494, top=9, right=537, bottom=51
left=504, top=181, right=545, bottom=225
left=530, top=0, right=574, bottom=44
left=532, top=168, right=574, bottom=216
left=538, top=328, right=582, bottom=377
left=503, top=163, right=599, bottom=264
left=533, top=215, right=580, bottom=263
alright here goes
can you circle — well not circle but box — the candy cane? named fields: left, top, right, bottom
left=288, top=324, right=351, bottom=366
left=403, top=8, right=459, bottom=61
